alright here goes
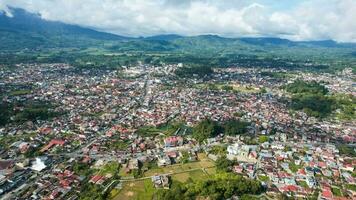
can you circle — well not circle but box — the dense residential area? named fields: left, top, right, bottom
left=0, top=62, right=355, bottom=200
left=1, top=1, right=356, bottom=200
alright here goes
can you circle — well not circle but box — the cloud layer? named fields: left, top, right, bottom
left=1, top=0, right=356, bottom=42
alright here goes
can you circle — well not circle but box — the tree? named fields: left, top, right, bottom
left=221, top=85, right=233, bottom=91
left=258, top=135, right=269, bottom=143
left=155, top=173, right=264, bottom=199
left=285, top=80, right=328, bottom=95
left=192, top=119, right=221, bottom=143
left=259, top=87, right=267, bottom=94
left=132, top=168, right=143, bottom=178
left=337, top=145, right=356, bottom=157
left=291, top=94, right=334, bottom=118
left=209, top=146, right=227, bottom=156
left=0, top=103, right=12, bottom=126
left=215, top=156, right=234, bottom=172
left=222, top=119, right=250, bottom=136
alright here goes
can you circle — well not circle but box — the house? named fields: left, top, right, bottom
left=157, top=156, right=171, bottom=167
left=152, top=175, right=170, bottom=189
left=128, top=159, right=139, bottom=170
left=0, top=161, right=13, bottom=175
left=279, top=185, right=299, bottom=197
left=306, top=177, right=317, bottom=188
left=40, top=139, right=65, bottom=152
left=321, top=187, right=333, bottom=200
left=89, top=175, right=105, bottom=185
left=49, top=190, right=61, bottom=199
left=233, top=165, right=244, bottom=174
left=227, top=144, right=258, bottom=156
left=31, top=157, right=47, bottom=172
left=164, top=136, right=183, bottom=148
left=227, top=144, right=258, bottom=162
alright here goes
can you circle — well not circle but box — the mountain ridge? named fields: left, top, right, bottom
left=1, top=7, right=355, bottom=51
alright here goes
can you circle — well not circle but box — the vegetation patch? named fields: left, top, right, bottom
left=9, top=89, right=32, bottom=96
left=346, top=184, right=356, bottom=192
left=331, top=187, right=342, bottom=197
left=192, top=118, right=250, bottom=143
left=337, top=145, right=356, bottom=157
left=285, top=80, right=328, bottom=95
left=284, top=80, right=336, bottom=118
left=258, top=175, right=270, bottom=182
left=155, top=172, right=264, bottom=200
left=113, top=179, right=155, bottom=200
left=0, top=101, right=63, bottom=126
left=175, top=65, right=213, bottom=78
left=288, top=162, right=302, bottom=173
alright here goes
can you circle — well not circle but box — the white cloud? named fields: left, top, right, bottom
left=1, top=0, right=355, bottom=42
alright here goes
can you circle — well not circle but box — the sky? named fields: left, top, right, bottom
left=1, top=0, right=356, bottom=42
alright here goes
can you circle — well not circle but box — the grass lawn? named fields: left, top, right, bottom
left=143, top=155, right=215, bottom=177
left=205, top=167, right=216, bottom=175
left=108, top=189, right=120, bottom=199
left=171, top=169, right=209, bottom=183
left=331, top=187, right=343, bottom=197
left=112, top=179, right=155, bottom=200
left=143, top=154, right=215, bottom=183
left=118, top=167, right=135, bottom=179
left=99, top=161, right=120, bottom=176
left=112, top=153, right=215, bottom=199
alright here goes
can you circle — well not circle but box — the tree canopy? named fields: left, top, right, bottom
left=291, top=94, right=335, bottom=118
left=285, top=80, right=336, bottom=118
left=222, top=119, right=250, bottom=136
left=285, top=80, right=328, bottom=95
left=155, top=173, right=264, bottom=200
left=192, top=119, right=250, bottom=142
left=215, top=156, right=235, bottom=172
left=0, top=101, right=62, bottom=126
left=192, top=119, right=222, bottom=143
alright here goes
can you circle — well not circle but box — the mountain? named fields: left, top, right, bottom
left=144, top=34, right=183, bottom=41
left=239, top=37, right=296, bottom=46
left=1, top=7, right=355, bottom=52
left=0, top=8, right=129, bottom=51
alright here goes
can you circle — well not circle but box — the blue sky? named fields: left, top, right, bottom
left=0, top=0, right=355, bottom=42
left=264, top=0, right=303, bottom=10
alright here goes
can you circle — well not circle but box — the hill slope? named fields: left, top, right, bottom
left=1, top=7, right=355, bottom=73
left=0, top=8, right=129, bottom=51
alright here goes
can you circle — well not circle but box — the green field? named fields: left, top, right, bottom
left=112, top=179, right=155, bottom=200
left=112, top=153, right=216, bottom=200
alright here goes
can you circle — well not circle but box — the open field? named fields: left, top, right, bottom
left=112, top=179, right=155, bottom=200
left=112, top=153, right=216, bottom=199
left=143, top=153, right=215, bottom=177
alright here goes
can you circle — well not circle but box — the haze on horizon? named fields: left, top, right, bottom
left=0, top=0, right=356, bottom=42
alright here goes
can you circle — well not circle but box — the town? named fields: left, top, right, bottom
left=0, top=62, right=355, bottom=200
